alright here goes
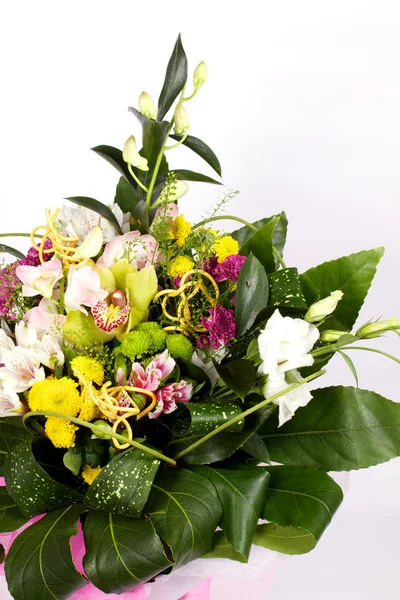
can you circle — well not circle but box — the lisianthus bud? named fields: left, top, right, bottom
left=138, top=92, right=157, bottom=120
left=122, top=135, right=149, bottom=171
left=174, top=104, right=190, bottom=135
left=356, top=317, right=400, bottom=339
left=193, top=61, right=207, bottom=91
left=305, top=290, right=344, bottom=323
left=320, top=329, right=349, bottom=343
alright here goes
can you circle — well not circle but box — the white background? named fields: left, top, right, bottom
left=1, top=1, right=400, bottom=598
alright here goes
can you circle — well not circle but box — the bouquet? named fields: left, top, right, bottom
left=0, top=35, right=399, bottom=600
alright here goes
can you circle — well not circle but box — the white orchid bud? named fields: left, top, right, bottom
left=138, top=92, right=157, bottom=120
left=122, top=135, right=149, bottom=171
left=174, top=104, right=190, bottom=135
left=169, top=181, right=189, bottom=201
left=193, top=61, right=207, bottom=91
left=305, top=290, right=344, bottom=323
left=356, top=317, right=400, bottom=339
left=72, top=226, right=104, bottom=260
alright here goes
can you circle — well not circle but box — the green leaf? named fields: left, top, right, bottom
left=191, top=466, right=270, bottom=560
left=142, top=120, right=170, bottom=175
left=114, top=176, right=139, bottom=214
left=235, top=254, right=269, bottom=336
left=214, top=358, right=257, bottom=400
left=177, top=358, right=212, bottom=394
left=91, top=144, right=135, bottom=184
left=0, top=421, right=31, bottom=475
left=0, top=487, right=26, bottom=532
left=268, top=268, right=308, bottom=309
left=338, top=350, right=359, bottom=386
left=261, top=466, right=343, bottom=544
left=169, top=134, right=222, bottom=176
left=66, top=196, right=123, bottom=235
left=85, top=447, right=160, bottom=517
left=5, top=504, right=86, bottom=599
left=203, top=530, right=247, bottom=562
left=146, top=468, right=222, bottom=567
left=0, top=244, right=24, bottom=260
left=181, top=398, right=244, bottom=436
left=253, top=523, right=316, bottom=554
left=83, top=511, right=171, bottom=593
left=260, top=385, right=400, bottom=470
left=158, top=34, right=188, bottom=120
left=63, top=447, right=83, bottom=477
left=4, top=437, right=83, bottom=518
left=239, top=218, right=279, bottom=273
left=128, top=105, right=149, bottom=127
left=232, top=212, right=288, bottom=268
left=300, top=248, right=385, bottom=331
left=242, top=433, right=270, bottom=463
left=173, top=169, right=222, bottom=185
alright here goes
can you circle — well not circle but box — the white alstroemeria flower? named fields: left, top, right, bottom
left=258, top=309, right=319, bottom=376
left=100, top=205, right=131, bottom=242
left=0, top=384, right=23, bottom=417
left=0, top=329, right=15, bottom=362
left=262, top=369, right=312, bottom=427
left=15, top=321, right=64, bottom=369
left=57, top=204, right=131, bottom=244
left=0, top=346, right=45, bottom=393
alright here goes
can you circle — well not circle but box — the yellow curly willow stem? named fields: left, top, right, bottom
left=30, top=208, right=81, bottom=268
left=153, top=269, right=219, bottom=335
left=74, top=368, right=157, bottom=450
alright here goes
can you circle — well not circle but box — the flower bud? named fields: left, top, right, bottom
left=356, top=317, right=400, bottom=339
left=174, top=104, right=190, bottom=135
left=93, top=420, right=113, bottom=439
left=193, top=61, right=207, bottom=91
left=320, top=329, right=348, bottom=343
left=305, top=290, right=344, bottom=323
left=138, top=91, right=157, bottom=120
left=169, top=181, right=189, bottom=201
left=122, top=135, right=149, bottom=171
left=72, top=226, right=104, bottom=260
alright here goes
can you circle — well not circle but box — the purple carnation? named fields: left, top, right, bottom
left=197, top=306, right=236, bottom=350
left=19, top=240, right=53, bottom=266
left=214, top=254, right=246, bottom=283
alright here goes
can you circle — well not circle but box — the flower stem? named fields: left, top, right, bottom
left=272, top=246, right=287, bottom=269
left=173, top=368, right=326, bottom=461
left=193, top=215, right=258, bottom=231
left=340, top=345, right=400, bottom=365
left=58, top=277, right=66, bottom=315
left=0, top=232, right=42, bottom=238
left=128, top=164, right=149, bottom=193
left=23, top=411, right=177, bottom=466
left=164, top=131, right=188, bottom=151
left=145, top=123, right=174, bottom=208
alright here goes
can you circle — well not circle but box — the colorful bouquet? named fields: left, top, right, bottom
left=0, top=35, right=399, bottom=600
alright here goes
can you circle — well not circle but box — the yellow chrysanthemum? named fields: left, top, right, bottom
left=212, top=236, right=239, bottom=263
left=78, top=389, right=103, bottom=422
left=70, top=356, right=104, bottom=386
left=171, top=214, right=191, bottom=247
left=167, top=256, right=194, bottom=278
left=82, top=464, right=102, bottom=485
left=45, top=417, right=78, bottom=449
left=28, top=378, right=81, bottom=416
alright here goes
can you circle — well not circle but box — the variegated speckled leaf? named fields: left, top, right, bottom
left=268, top=268, right=308, bottom=309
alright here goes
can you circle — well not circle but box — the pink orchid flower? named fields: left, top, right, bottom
left=149, top=380, right=193, bottom=419
left=16, top=259, right=63, bottom=299
left=24, top=298, right=66, bottom=339
left=97, top=231, right=159, bottom=270
left=64, top=266, right=108, bottom=315
left=128, top=349, right=175, bottom=392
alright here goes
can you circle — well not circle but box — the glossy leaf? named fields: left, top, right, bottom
left=0, top=244, right=24, bottom=260
left=177, top=357, right=212, bottom=394
left=253, top=523, right=316, bottom=554
left=242, top=433, right=270, bottom=463
left=145, top=468, right=222, bottom=567
left=158, top=34, right=188, bottom=120
left=4, top=437, right=83, bottom=518
left=182, top=398, right=244, bottom=436
left=169, top=134, right=222, bottom=176
left=0, top=421, right=31, bottom=475
left=232, top=212, right=288, bottom=267
left=83, top=511, right=171, bottom=593
left=260, top=386, right=400, bottom=471
left=128, top=105, right=149, bottom=127
left=0, top=487, right=26, bottom=532
left=114, top=176, right=139, bottom=214
left=173, top=169, right=222, bottom=184
left=203, top=530, right=247, bottom=563
left=5, top=504, right=86, bottom=599
left=240, top=218, right=279, bottom=273
left=85, top=447, right=160, bottom=517
left=261, top=466, right=343, bottom=543
left=191, top=466, right=270, bottom=560
left=268, top=267, right=308, bottom=309
left=66, top=196, right=123, bottom=235
left=235, top=254, right=269, bottom=336
left=141, top=120, right=170, bottom=176
left=91, top=144, right=135, bottom=185
left=214, top=358, right=257, bottom=400
left=300, top=248, right=384, bottom=331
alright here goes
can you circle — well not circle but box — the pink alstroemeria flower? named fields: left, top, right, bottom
left=97, top=231, right=159, bottom=270
left=149, top=380, right=193, bottom=419
left=16, top=259, right=63, bottom=299
left=128, top=349, right=175, bottom=392
left=24, top=298, right=66, bottom=339
left=64, top=266, right=108, bottom=315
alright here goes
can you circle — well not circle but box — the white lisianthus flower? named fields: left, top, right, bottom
left=304, top=290, right=344, bottom=323
left=262, top=369, right=312, bottom=427
left=258, top=309, right=320, bottom=376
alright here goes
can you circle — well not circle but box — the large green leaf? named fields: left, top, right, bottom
left=300, top=248, right=384, bottom=331
left=66, top=197, right=123, bottom=235
left=240, top=218, right=279, bottom=273
left=214, top=358, right=257, bottom=400
left=180, top=398, right=244, bottom=436
left=91, top=144, right=135, bottom=185
left=85, top=447, right=160, bottom=517
left=83, top=511, right=171, bottom=593
left=191, top=466, right=270, bottom=560
left=232, top=212, right=288, bottom=268
left=5, top=504, right=85, bottom=599
left=145, top=468, right=222, bottom=567
left=169, top=134, right=222, bottom=176
left=158, top=34, right=188, bottom=120
left=260, top=386, right=400, bottom=471
left=261, top=466, right=343, bottom=544
left=4, top=437, right=83, bottom=518
left=268, top=267, right=308, bottom=310
left=173, top=169, right=222, bottom=184
left=203, top=530, right=247, bottom=562
left=253, top=523, right=316, bottom=554
left=235, top=254, right=269, bottom=336
left=141, top=120, right=170, bottom=180
left=0, top=421, right=31, bottom=475
left=114, top=176, right=139, bottom=214
left=0, top=244, right=24, bottom=260
left=0, top=487, right=26, bottom=532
